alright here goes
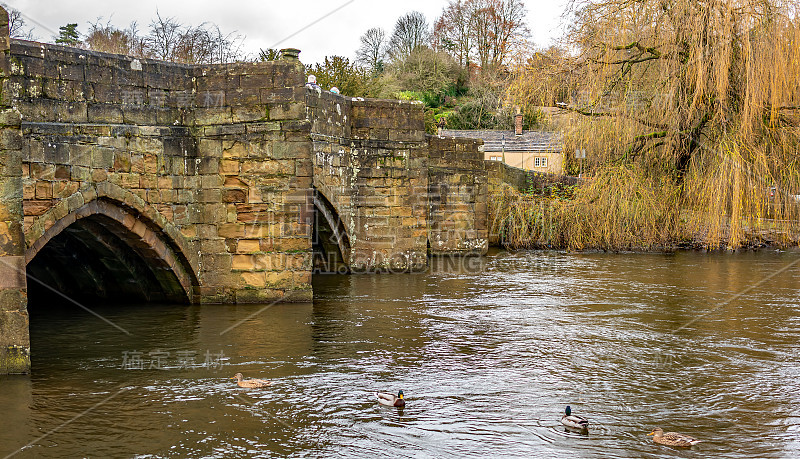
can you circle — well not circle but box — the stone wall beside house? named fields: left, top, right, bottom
left=486, top=161, right=578, bottom=194
left=443, top=129, right=564, bottom=175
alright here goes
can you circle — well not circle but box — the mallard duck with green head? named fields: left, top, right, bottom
left=648, top=427, right=701, bottom=447
left=376, top=390, right=405, bottom=407
left=560, top=406, right=589, bottom=431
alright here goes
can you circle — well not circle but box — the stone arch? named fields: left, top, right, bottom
left=312, top=188, right=351, bottom=272
left=24, top=183, right=199, bottom=303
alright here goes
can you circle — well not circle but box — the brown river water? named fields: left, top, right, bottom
left=2, top=249, right=800, bottom=458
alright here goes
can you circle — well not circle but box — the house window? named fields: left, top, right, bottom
left=534, top=157, right=541, bottom=167
left=541, top=157, right=548, bottom=168
left=490, top=156, right=502, bottom=161
left=533, top=157, right=547, bottom=168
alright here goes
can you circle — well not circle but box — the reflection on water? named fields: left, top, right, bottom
left=2, top=249, right=800, bottom=458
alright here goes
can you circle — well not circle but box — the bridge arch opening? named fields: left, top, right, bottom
left=26, top=199, right=196, bottom=304
left=312, top=190, right=351, bottom=274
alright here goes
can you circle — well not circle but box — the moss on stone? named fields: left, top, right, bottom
left=0, top=345, right=30, bottom=374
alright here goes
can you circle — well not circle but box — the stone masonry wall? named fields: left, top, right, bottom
left=427, top=136, right=488, bottom=255
left=0, top=8, right=29, bottom=374
left=193, top=61, right=313, bottom=303
left=309, top=90, right=489, bottom=269
left=10, top=38, right=312, bottom=304
left=310, top=92, right=429, bottom=272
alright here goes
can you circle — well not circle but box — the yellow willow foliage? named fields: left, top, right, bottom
left=502, top=0, right=800, bottom=249
left=683, top=140, right=800, bottom=248
left=563, top=0, right=800, bottom=153
left=563, top=167, right=683, bottom=250
left=490, top=185, right=561, bottom=249
left=490, top=167, right=682, bottom=251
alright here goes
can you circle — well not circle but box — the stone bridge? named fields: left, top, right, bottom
left=0, top=9, right=488, bottom=373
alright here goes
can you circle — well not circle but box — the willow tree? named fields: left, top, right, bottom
left=506, top=0, right=800, bottom=248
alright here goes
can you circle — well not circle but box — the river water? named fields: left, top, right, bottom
left=2, top=249, right=800, bottom=458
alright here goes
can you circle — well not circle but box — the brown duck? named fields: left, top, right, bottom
left=230, top=373, right=271, bottom=388
left=648, top=427, right=702, bottom=447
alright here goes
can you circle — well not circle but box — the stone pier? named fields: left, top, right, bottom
left=0, top=7, right=30, bottom=373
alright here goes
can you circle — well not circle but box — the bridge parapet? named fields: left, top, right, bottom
left=190, top=61, right=313, bottom=303
left=8, top=34, right=313, bottom=304
left=308, top=90, right=488, bottom=272
left=310, top=92, right=428, bottom=271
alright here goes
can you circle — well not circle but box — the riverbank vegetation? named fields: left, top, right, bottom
left=491, top=169, right=683, bottom=251
left=283, top=1, right=539, bottom=134
left=497, top=0, right=800, bottom=251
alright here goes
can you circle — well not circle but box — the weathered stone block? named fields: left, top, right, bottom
left=0, top=108, right=20, bottom=127
left=222, top=188, right=247, bottom=203
left=87, top=103, right=123, bottom=123
left=240, top=159, right=294, bottom=176
left=232, top=105, right=268, bottom=122
left=193, top=107, right=233, bottom=126
left=240, top=271, right=266, bottom=288
left=91, top=147, right=114, bottom=169
left=198, top=138, right=222, bottom=158
left=269, top=103, right=303, bottom=121
left=265, top=271, right=293, bottom=289
left=272, top=141, right=310, bottom=160
left=246, top=121, right=282, bottom=134
left=234, top=288, right=283, bottom=303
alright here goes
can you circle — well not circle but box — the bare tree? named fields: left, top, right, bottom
left=173, top=25, right=210, bottom=64
left=205, top=25, right=244, bottom=64
left=126, top=22, right=147, bottom=57
left=173, top=24, right=243, bottom=64
left=8, top=8, right=35, bottom=40
left=143, top=13, right=243, bottom=64
left=387, top=11, right=430, bottom=62
left=356, top=27, right=387, bottom=72
left=433, top=0, right=475, bottom=67
left=144, top=12, right=182, bottom=61
left=488, top=0, right=529, bottom=65
left=470, top=0, right=529, bottom=70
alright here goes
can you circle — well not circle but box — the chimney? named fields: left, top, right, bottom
left=514, top=107, right=523, bottom=136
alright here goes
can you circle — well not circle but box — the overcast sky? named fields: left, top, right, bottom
left=3, top=0, right=570, bottom=64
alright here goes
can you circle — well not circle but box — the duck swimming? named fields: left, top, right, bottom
left=648, top=427, right=701, bottom=447
left=560, top=406, right=589, bottom=431
left=230, top=373, right=271, bottom=388
left=376, top=390, right=405, bottom=407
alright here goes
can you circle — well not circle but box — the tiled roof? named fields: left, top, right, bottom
left=441, top=130, right=563, bottom=153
